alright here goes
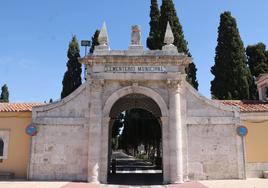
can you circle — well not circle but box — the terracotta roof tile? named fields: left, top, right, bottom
left=218, top=100, right=268, bottom=113
left=0, top=103, right=45, bottom=112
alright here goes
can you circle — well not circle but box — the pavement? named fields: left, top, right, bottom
left=1, top=179, right=268, bottom=188
left=201, top=178, right=268, bottom=188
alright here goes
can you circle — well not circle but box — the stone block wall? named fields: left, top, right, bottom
left=184, top=82, right=244, bottom=180
left=187, top=124, right=239, bottom=180
left=30, top=124, right=88, bottom=181
left=29, top=84, right=89, bottom=181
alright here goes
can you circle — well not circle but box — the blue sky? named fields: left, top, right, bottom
left=0, top=0, right=268, bottom=102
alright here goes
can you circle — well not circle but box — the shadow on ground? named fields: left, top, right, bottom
left=107, top=173, right=163, bottom=185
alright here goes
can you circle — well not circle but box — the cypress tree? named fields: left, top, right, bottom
left=61, top=36, right=82, bottom=99
left=246, top=43, right=268, bottom=78
left=0, top=84, right=9, bottom=103
left=159, top=0, right=198, bottom=89
left=147, top=0, right=161, bottom=50
left=211, top=11, right=252, bottom=100
left=246, top=43, right=268, bottom=99
left=90, top=30, right=100, bottom=54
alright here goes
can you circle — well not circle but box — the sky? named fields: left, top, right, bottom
left=0, top=0, right=268, bottom=102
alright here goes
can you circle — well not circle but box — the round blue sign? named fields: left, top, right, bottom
left=26, top=124, right=38, bottom=136
left=237, top=126, right=248, bottom=137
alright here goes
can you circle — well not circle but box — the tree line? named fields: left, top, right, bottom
left=211, top=11, right=268, bottom=100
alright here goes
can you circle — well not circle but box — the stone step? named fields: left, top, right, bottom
left=0, top=172, right=14, bottom=180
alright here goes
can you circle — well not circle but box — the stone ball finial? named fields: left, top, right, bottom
left=131, top=25, right=141, bottom=45
left=98, top=22, right=109, bottom=46
left=164, top=22, right=174, bottom=45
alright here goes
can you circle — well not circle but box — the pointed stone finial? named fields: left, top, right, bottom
left=162, top=22, right=178, bottom=54
left=164, top=22, right=174, bottom=45
left=98, top=22, right=109, bottom=46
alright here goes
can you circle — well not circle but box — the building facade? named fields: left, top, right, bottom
left=0, top=103, right=42, bottom=179
left=0, top=25, right=267, bottom=183
left=28, top=24, right=245, bottom=184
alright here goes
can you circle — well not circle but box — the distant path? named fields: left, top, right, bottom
left=108, top=150, right=163, bottom=185
left=111, top=150, right=162, bottom=174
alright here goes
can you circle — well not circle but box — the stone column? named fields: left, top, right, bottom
left=168, top=80, right=183, bottom=183
left=161, top=116, right=170, bottom=183
left=87, top=79, right=104, bottom=183
left=99, top=116, right=111, bottom=183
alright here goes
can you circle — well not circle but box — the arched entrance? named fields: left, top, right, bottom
left=99, top=86, right=169, bottom=184
left=107, top=94, right=163, bottom=185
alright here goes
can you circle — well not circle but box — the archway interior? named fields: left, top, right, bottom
left=107, top=94, right=163, bottom=185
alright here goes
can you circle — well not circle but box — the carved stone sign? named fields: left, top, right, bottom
left=104, top=66, right=166, bottom=73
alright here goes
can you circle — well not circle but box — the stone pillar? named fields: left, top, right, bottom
left=168, top=80, right=183, bottom=183
left=87, top=80, right=104, bottom=183
left=99, top=117, right=111, bottom=183
left=161, top=116, right=170, bottom=183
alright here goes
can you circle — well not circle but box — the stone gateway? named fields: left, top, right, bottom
left=28, top=23, right=245, bottom=184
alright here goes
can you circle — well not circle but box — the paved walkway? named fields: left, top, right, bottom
left=1, top=179, right=268, bottom=188
left=108, top=151, right=163, bottom=185
left=111, top=151, right=161, bottom=174
left=201, top=178, right=268, bottom=188
left=0, top=181, right=206, bottom=188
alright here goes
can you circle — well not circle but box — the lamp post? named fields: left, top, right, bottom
left=81, top=40, right=91, bottom=56
left=81, top=40, right=91, bottom=80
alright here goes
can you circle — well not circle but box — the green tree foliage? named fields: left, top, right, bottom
left=90, top=30, right=100, bottom=54
left=246, top=43, right=268, bottom=99
left=0, top=84, right=9, bottom=103
left=61, top=36, right=82, bottom=99
left=246, top=43, right=268, bottom=78
left=211, top=11, right=253, bottom=100
left=147, top=0, right=161, bottom=50
left=158, top=0, right=198, bottom=89
left=159, top=0, right=188, bottom=53
left=186, top=63, right=198, bottom=90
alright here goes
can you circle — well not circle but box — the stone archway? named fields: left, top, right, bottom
left=99, top=85, right=169, bottom=184
left=102, top=85, right=169, bottom=117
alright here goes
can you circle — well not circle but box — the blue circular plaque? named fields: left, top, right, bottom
left=237, top=126, right=248, bottom=137
left=26, top=124, right=38, bottom=136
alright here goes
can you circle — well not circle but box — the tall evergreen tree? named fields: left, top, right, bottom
left=246, top=43, right=268, bottom=99
left=0, top=84, right=9, bottom=103
left=158, top=0, right=198, bottom=89
left=90, top=30, right=100, bottom=54
left=246, top=43, right=268, bottom=78
left=147, top=0, right=161, bottom=50
left=211, top=11, right=253, bottom=100
left=61, top=36, right=82, bottom=99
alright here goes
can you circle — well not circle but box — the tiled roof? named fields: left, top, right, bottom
left=219, top=100, right=268, bottom=113
left=0, top=103, right=45, bottom=112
